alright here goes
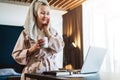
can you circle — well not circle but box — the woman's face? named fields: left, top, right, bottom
left=37, top=5, right=50, bottom=26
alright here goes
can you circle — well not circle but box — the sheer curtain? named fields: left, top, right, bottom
left=83, top=0, right=120, bottom=72
left=103, top=0, right=120, bottom=72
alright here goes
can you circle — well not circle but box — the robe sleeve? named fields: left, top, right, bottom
left=12, top=31, right=29, bottom=65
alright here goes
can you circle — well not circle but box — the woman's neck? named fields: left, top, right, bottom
left=37, top=22, right=43, bottom=30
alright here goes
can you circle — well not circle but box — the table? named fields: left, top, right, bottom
left=8, top=76, right=20, bottom=80
left=25, top=72, right=120, bottom=80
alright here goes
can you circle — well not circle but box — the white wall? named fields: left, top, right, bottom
left=0, top=2, right=65, bottom=68
left=0, top=3, right=28, bottom=26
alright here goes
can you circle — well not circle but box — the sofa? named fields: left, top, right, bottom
left=0, top=24, right=24, bottom=80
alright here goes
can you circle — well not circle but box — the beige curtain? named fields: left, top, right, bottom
left=63, top=5, right=83, bottom=69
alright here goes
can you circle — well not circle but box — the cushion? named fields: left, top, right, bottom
left=0, top=68, right=21, bottom=76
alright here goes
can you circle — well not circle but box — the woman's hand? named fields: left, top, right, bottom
left=43, top=19, right=50, bottom=33
left=27, top=39, right=45, bottom=56
left=27, top=42, right=40, bottom=56
left=43, top=21, right=52, bottom=39
left=37, top=39, right=45, bottom=48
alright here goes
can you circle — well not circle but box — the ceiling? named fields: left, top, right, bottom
left=3, top=0, right=86, bottom=11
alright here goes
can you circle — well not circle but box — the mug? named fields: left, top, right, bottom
left=41, top=37, right=48, bottom=48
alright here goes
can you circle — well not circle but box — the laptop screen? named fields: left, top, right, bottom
left=81, top=46, right=107, bottom=74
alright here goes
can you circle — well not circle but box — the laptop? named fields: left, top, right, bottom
left=58, top=46, right=107, bottom=77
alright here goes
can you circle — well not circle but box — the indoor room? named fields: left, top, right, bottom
left=0, top=0, right=120, bottom=80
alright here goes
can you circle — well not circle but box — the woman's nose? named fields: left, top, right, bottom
left=44, top=14, right=49, bottom=18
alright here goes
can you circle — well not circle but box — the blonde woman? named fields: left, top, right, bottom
left=12, top=0, right=64, bottom=80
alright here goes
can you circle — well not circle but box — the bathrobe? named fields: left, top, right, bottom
left=12, top=29, right=63, bottom=80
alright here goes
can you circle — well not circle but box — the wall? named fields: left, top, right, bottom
left=0, top=3, right=28, bottom=26
left=0, top=2, right=65, bottom=68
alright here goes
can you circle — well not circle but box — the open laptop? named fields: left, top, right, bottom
left=58, top=46, right=107, bottom=77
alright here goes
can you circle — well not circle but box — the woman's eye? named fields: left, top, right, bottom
left=47, top=12, right=50, bottom=15
left=40, top=12, right=50, bottom=16
left=41, top=12, right=45, bottom=15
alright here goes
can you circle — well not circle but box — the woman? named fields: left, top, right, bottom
left=12, top=0, right=64, bottom=80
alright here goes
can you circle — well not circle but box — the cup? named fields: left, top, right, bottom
left=41, top=37, right=48, bottom=48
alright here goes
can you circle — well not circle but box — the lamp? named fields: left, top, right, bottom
left=72, top=42, right=76, bottom=48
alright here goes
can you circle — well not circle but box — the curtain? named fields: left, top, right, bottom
left=83, top=0, right=120, bottom=72
left=102, top=0, right=120, bottom=72
left=62, top=5, right=83, bottom=69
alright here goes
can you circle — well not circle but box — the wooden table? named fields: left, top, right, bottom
left=25, top=72, right=120, bottom=80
